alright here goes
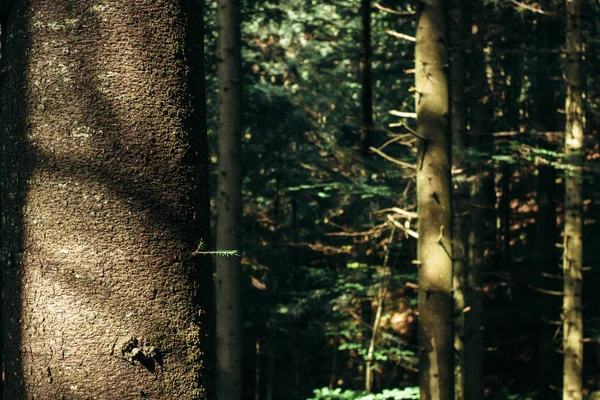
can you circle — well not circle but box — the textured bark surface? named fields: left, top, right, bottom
left=215, top=0, right=243, bottom=399
left=563, top=0, right=584, bottom=398
left=415, top=0, right=454, bottom=399
left=0, top=1, right=213, bottom=399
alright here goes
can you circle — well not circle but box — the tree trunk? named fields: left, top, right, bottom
left=563, top=0, right=584, bottom=398
left=216, top=0, right=243, bottom=399
left=0, top=12, right=7, bottom=398
left=360, top=0, right=373, bottom=156
left=464, top=1, right=487, bottom=398
left=0, top=1, right=212, bottom=399
left=415, top=0, right=454, bottom=399
left=448, top=0, right=467, bottom=398
left=532, top=7, right=561, bottom=395
left=534, top=164, right=559, bottom=396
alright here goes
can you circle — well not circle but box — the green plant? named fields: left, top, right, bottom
left=307, top=387, right=419, bottom=400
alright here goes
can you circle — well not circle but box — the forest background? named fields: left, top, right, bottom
left=207, top=0, right=600, bottom=399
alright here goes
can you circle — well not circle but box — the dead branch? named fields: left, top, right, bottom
left=374, top=3, right=415, bottom=16
left=370, top=146, right=416, bottom=169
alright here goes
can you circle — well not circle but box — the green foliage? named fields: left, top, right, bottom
left=495, top=388, right=536, bottom=400
left=337, top=341, right=415, bottom=363
left=192, top=240, right=240, bottom=258
left=307, top=387, right=419, bottom=400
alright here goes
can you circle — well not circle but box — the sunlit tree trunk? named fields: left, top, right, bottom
left=0, top=1, right=212, bottom=399
left=216, top=0, right=243, bottom=399
left=563, top=0, right=584, bottom=398
left=360, top=0, right=373, bottom=156
left=415, top=0, right=454, bottom=398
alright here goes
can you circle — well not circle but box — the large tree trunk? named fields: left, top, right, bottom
left=216, top=0, right=243, bottom=399
left=563, top=0, right=584, bottom=398
left=415, top=0, right=454, bottom=399
left=0, top=1, right=213, bottom=399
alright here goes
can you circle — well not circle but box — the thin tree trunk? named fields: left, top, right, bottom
left=255, top=340, right=261, bottom=400
left=532, top=8, right=561, bottom=395
left=0, top=14, right=6, bottom=398
left=216, top=0, right=243, bottom=399
left=360, top=0, right=373, bottom=156
left=464, top=1, right=487, bottom=398
left=266, top=347, right=275, bottom=400
left=330, top=336, right=339, bottom=389
left=563, top=0, right=584, bottom=398
left=365, top=229, right=395, bottom=393
left=0, top=1, right=212, bottom=398
left=534, top=164, right=559, bottom=396
left=415, top=0, right=454, bottom=398
left=449, top=0, right=467, bottom=397
left=292, top=197, right=301, bottom=400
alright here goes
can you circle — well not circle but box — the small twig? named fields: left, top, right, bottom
left=192, top=240, right=240, bottom=257
left=491, top=130, right=563, bottom=137
left=389, top=110, right=417, bottom=119
left=326, top=222, right=388, bottom=238
left=390, top=120, right=423, bottom=141
left=437, top=225, right=452, bottom=260
left=387, top=215, right=418, bottom=239
left=398, top=122, right=418, bottom=137
left=388, top=122, right=419, bottom=139
left=387, top=30, right=416, bottom=42
left=540, top=272, right=563, bottom=280
left=528, top=284, right=564, bottom=296
left=374, top=3, right=415, bottom=16
left=541, top=318, right=563, bottom=326
left=508, top=0, right=554, bottom=15
left=376, top=207, right=418, bottom=219
left=369, top=146, right=416, bottom=169
left=378, top=133, right=414, bottom=150
left=437, top=225, right=444, bottom=243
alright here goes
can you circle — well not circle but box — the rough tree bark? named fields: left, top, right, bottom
left=216, top=0, right=243, bottom=399
left=563, top=0, right=584, bottom=398
left=415, top=0, right=454, bottom=398
left=0, top=1, right=213, bottom=399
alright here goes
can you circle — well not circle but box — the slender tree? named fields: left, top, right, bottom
left=464, top=1, right=486, bottom=398
left=448, top=0, right=468, bottom=397
left=563, top=0, right=584, bottom=398
left=415, top=0, right=454, bottom=398
left=0, top=13, right=7, bottom=398
left=216, top=0, right=243, bottom=399
left=360, top=0, right=373, bottom=156
left=450, top=2, right=485, bottom=398
left=532, top=4, right=561, bottom=396
left=0, top=1, right=212, bottom=399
